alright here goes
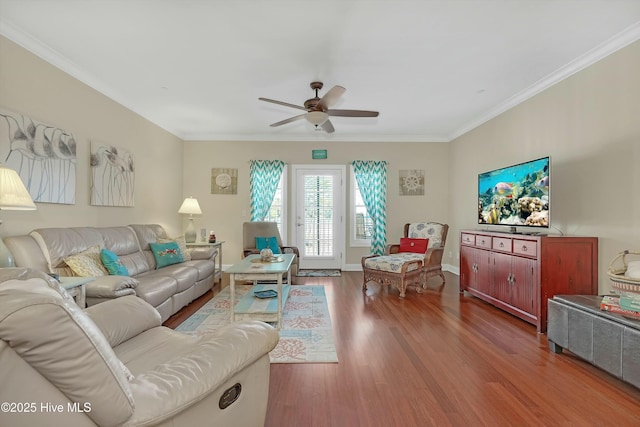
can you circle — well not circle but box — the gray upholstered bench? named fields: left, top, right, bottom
left=547, top=295, right=640, bottom=389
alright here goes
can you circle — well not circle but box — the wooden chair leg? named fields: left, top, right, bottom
left=397, top=279, right=406, bottom=298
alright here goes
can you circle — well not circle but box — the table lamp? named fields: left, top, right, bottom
left=178, top=196, right=202, bottom=243
left=0, top=164, right=37, bottom=267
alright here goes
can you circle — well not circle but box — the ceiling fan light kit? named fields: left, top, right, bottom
left=306, top=111, right=329, bottom=125
left=259, top=81, right=379, bottom=134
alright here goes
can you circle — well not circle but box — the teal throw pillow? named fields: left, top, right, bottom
left=100, top=248, right=129, bottom=276
left=150, top=241, right=184, bottom=269
left=255, top=236, right=281, bottom=254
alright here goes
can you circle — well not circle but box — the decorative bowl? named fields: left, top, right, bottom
left=260, top=248, right=274, bottom=261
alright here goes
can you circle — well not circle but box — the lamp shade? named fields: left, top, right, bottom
left=306, top=111, right=329, bottom=126
left=0, top=164, right=36, bottom=268
left=178, top=197, right=202, bottom=215
left=0, top=164, right=36, bottom=210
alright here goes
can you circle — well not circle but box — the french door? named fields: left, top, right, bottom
left=292, top=165, right=345, bottom=270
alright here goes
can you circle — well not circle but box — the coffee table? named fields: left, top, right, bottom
left=227, top=253, right=295, bottom=329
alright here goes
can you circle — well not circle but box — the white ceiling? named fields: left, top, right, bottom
left=1, top=0, right=640, bottom=143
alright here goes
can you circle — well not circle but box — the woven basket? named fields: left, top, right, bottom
left=607, top=250, right=640, bottom=294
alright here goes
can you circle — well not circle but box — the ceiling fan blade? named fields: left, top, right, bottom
left=327, top=109, right=379, bottom=117
left=270, top=114, right=306, bottom=127
left=317, top=85, right=346, bottom=110
left=259, top=97, right=307, bottom=111
left=321, top=119, right=335, bottom=133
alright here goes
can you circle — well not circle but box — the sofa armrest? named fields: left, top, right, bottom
left=243, top=248, right=260, bottom=258
left=385, top=244, right=400, bottom=255
left=84, top=275, right=139, bottom=299
left=126, top=321, right=279, bottom=426
left=189, top=247, right=217, bottom=261
left=0, top=267, right=59, bottom=286
left=281, top=246, right=299, bottom=257
left=85, top=295, right=162, bottom=347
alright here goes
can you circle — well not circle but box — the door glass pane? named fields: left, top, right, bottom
left=303, top=175, right=333, bottom=257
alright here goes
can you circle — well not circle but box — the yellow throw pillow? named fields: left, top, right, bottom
left=157, top=236, right=191, bottom=261
left=64, top=245, right=108, bottom=277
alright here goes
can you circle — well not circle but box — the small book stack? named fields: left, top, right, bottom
left=600, top=295, right=640, bottom=319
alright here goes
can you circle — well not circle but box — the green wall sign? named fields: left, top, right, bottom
left=312, top=149, right=327, bottom=159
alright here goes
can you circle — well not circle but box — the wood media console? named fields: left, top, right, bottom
left=459, top=230, right=598, bottom=333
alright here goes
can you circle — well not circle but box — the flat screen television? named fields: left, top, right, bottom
left=478, top=156, right=550, bottom=230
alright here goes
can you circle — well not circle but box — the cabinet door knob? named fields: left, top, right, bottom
left=521, top=245, right=528, bottom=252
left=499, top=242, right=504, bottom=248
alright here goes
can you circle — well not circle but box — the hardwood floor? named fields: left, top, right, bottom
left=166, top=272, right=640, bottom=426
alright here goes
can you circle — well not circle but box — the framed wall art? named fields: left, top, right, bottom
left=399, top=169, right=424, bottom=196
left=211, top=168, right=237, bottom=195
left=0, top=109, right=76, bottom=204
left=90, top=141, right=135, bottom=206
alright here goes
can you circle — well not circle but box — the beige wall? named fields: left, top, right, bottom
left=0, top=36, right=184, bottom=238
left=183, top=140, right=449, bottom=266
left=449, top=40, right=640, bottom=292
left=4, top=30, right=638, bottom=291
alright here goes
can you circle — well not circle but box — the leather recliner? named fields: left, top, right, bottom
left=0, top=268, right=279, bottom=427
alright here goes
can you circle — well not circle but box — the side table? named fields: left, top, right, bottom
left=60, top=276, right=94, bottom=308
left=186, top=241, right=224, bottom=285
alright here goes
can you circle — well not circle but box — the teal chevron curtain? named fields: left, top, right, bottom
left=352, top=160, right=387, bottom=255
left=249, top=160, right=285, bottom=221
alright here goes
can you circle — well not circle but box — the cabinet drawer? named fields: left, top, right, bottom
left=461, top=233, right=475, bottom=246
left=513, top=239, right=538, bottom=258
left=475, top=235, right=492, bottom=249
left=492, top=237, right=512, bottom=252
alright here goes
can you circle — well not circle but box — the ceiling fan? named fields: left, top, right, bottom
left=258, top=82, right=379, bottom=133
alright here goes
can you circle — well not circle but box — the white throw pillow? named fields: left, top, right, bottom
left=64, top=245, right=108, bottom=277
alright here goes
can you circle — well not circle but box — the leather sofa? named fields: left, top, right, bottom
left=4, top=224, right=217, bottom=322
left=0, top=268, right=279, bottom=427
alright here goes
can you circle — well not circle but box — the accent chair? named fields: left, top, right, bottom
left=242, top=221, right=299, bottom=279
left=362, top=222, right=449, bottom=298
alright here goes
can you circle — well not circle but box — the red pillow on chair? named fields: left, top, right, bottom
left=399, top=238, right=429, bottom=253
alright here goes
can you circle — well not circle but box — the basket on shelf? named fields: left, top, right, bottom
left=607, top=250, right=640, bottom=294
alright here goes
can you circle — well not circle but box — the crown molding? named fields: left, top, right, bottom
left=0, top=17, right=177, bottom=137
left=0, top=20, right=449, bottom=144
left=4, top=16, right=639, bottom=144
left=448, top=22, right=640, bottom=142
left=179, top=132, right=449, bottom=143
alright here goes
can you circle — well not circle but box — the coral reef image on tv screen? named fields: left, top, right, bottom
left=478, top=157, right=549, bottom=227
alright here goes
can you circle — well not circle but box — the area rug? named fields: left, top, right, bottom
left=296, top=269, right=341, bottom=277
left=176, top=285, right=338, bottom=364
